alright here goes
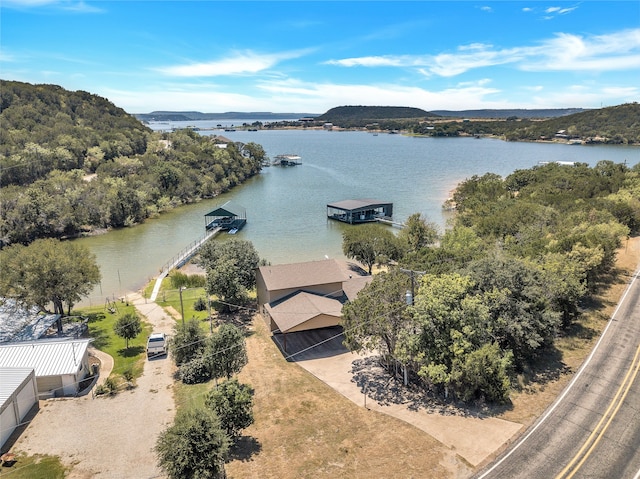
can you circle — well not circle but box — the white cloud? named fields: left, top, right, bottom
left=2, top=0, right=103, bottom=12
left=522, top=29, right=640, bottom=72
left=325, top=55, right=413, bottom=67
left=157, top=50, right=309, bottom=77
left=326, top=28, right=640, bottom=77
left=98, top=74, right=639, bottom=113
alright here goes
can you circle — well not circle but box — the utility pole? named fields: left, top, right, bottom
left=179, top=287, right=186, bottom=326
left=398, top=268, right=425, bottom=387
left=399, top=268, right=425, bottom=305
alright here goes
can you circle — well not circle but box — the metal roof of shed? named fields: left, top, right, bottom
left=0, top=338, right=90, bottom=377
left=0, top=368, right=35, bottom=405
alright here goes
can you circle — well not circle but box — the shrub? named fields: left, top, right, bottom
left=193, top=297, right=207, bottom=311
left=179, top=356, right=212, bottom=384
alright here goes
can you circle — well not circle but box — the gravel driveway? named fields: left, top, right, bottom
left=14, top=294, right=176, bottom=479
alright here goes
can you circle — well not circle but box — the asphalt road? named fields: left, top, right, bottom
left=475, top=267, right=640, bottom=479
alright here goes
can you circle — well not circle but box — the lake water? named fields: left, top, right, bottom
left=76, top=126, right=639, bottom=306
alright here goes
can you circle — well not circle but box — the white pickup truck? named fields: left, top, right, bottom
left=146, top=332, right=167, bottom=358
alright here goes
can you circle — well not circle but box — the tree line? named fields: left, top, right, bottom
left=0, top=80, right=267, bottom=246
left=304, top=102, right=640, bottom=144
left=341, top=160, right=640, bottom=403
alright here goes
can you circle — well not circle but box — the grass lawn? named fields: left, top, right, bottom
left=74, top=302, right=151, bottom=380
left=0, top=454, right=67, bottom=479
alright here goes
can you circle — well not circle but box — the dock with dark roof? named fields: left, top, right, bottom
left=327, top=199, right=393, bottom=224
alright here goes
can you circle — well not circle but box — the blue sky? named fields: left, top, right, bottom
left=1, top=1, right=639, bottom=114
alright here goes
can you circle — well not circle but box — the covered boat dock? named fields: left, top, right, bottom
left=205, top=200, right=247, bottom=232
left=327, top=199, right=393, bottom=224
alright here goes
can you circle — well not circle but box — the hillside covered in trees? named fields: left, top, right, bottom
left=314, top=105, right=435, bottom=129
left=413, top=103, right=639, bottom=144
left=0, top=80, right=267, bottom=246
left=308, top=103, right=639, bottom=145
left=342, top=160, right=640, bottom=403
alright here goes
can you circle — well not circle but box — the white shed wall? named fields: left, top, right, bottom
left=0, top=405, right=17, bottom=448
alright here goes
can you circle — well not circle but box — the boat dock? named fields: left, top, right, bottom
left=327, top=199, right=393, bottom=224
left=272, top=154, right=302, bottom=166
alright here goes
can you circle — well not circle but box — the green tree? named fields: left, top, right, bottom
left=342, top=224, right=401, bottom=274
left=155, top=408, right=230, bottom=479
left=206, top=258, right=248, bottom=311
left=200, top=239, right=260, bottom=311
left=113, top=312, right=142, bottom=349
left=208, top=324, right=248, bottom=381
left=0, top=238, right=101, bottom=315
left=466, top=254, right=560, bottom=364
left=397, top=212, right=439, bottom=253
left=205, top=378, right=254, bottom=438
left=411, top=273, right=491, bottom=397
left=451, top=342, right=513, bottom=403
left=342, top=269, right=411, bottom=370
left=170, top=318, right=206, bottom=367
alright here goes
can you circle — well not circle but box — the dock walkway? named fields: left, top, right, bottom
left=149, top=227, right=221, bottom=301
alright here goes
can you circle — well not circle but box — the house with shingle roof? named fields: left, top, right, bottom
left=256, top=259, right=371, bottom=337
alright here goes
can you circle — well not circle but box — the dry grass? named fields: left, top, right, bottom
left=226, top=316, right=471, bottom=479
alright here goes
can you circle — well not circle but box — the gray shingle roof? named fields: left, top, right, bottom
left=258, top=259, right=346, bottom=291
left=265, top=291, right=343, bottom=333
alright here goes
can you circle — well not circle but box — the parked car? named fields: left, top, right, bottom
left=146, top=332, right=167, bottom=358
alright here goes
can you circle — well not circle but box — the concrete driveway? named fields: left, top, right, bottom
left=273, top=326, right=523, bottom=468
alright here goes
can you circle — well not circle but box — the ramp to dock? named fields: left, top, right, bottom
left=149, top=227, right=220, bottom=301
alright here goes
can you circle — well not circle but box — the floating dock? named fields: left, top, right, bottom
left=327, top=199, right=393, bottom=224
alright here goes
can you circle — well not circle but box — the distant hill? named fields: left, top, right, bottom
left=412, top=103, right=640, bottom=144
left=135, top=111, right=317, bottom=122
left=315, top=105, right=434, bottom=124
left=432, top=108, right=586, bottom=119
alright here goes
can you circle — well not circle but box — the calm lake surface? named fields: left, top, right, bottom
left=76, top=126, right=639, bottom=306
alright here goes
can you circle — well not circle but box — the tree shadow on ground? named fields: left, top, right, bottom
left=117, top=345, right=145, bottom=358
left=85, top=312, right=107, bottom=323
left=350, top=355, right=501, bottom=418
left=350, top=346, right=582, bottom=419
left=512, top=346, right=571, bottom=396
left=88, top=328, right=110, bottom=350
left=227, top=435, right=261, bottom=462
left=213, top=306, right=257, bottom=338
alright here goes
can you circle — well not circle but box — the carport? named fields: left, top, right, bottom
left=265, top=291, right=343, bottom=353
